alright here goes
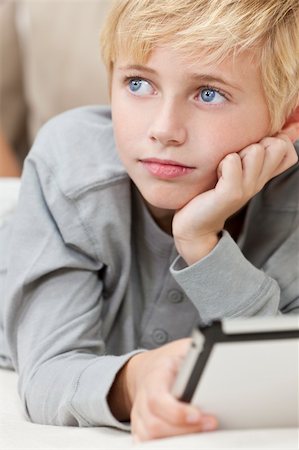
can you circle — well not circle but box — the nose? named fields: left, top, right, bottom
left=148, top=99, right=187, bottom=147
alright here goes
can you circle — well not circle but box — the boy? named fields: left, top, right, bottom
left=1, top=0, right=299, bottom=443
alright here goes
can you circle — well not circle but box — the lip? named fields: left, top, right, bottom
left=140, top=158, right=195, bottom=179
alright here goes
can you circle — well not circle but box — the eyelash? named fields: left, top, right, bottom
left=198, top=84, right=228, bottom=102
left=123, top=75, right=151, bottom=87
left=123, top=75, right=229, bottom=103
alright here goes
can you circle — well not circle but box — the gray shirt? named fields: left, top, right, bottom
left=1, top=106, right=298, bottom=430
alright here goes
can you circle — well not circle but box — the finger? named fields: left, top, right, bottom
left=131, top=359, right=218, bottom=441
left=133, top=410, right=218, bottom=442
left=238, top=144, right=266, bottom=192
left=132, top=361, right=207, bottom=429
left=215, top=153, right=246, bottom=212
left=217, top=153, right=243, bottom=187
left=144, top=368, right=215, bottom=429
left=150, top=414, right=217, bottom=440
left=269, top=134, right=298, bottom=172
left=130, top=360, right=181, bottom=431
left=137, top=358, right=201, bottom=427
left=131, top=409, right=151, bottom=442
left=147, top=388, right=203, bottom=426
left=281, top=123, right=299, bottom=143
left=259, top=135, right=298, bottom=181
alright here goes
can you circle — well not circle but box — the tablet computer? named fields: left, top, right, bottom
left=172, top=316, right=299, bottom=429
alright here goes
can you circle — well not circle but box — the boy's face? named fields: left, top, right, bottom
left=111, top=45, right=271, bottom=213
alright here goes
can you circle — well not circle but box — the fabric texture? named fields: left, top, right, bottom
left=0, top=106, right=298, bottom=429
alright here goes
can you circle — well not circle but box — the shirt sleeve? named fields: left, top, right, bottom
left=170, top=231, right=286, bottom=323
left=4, top=144, right=136, bottom=429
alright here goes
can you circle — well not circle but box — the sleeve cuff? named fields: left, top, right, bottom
left=70, top=350, right=145, bottom=430
left=170, top=231, right=279, bottom=321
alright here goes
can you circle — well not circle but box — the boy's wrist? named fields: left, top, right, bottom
left=175, top=232, right=220, bottom=266
left=107, top=352, right=144, bottom=422
left=107, top=358, right=134, bottom=421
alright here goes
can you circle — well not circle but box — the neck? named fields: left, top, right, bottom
left=144, top=201, right=174, bottom=235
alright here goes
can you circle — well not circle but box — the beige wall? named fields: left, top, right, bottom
left=0, top=0, right=110, bottom=161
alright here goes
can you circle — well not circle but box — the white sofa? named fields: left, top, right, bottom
left=1, top=368, right=298, bottom=450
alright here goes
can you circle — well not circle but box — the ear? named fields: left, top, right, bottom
left=281, top=106, right=299, bottom=143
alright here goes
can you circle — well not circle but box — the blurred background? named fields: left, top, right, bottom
left=0, top=0, right=110, bottom=176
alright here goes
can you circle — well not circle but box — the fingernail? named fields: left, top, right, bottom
left=202, top=418, right=216, bottom=431
left=186, top=410, right=201, bottom=423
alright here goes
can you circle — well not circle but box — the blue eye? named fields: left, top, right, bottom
left=128, top=78, right=153, bottom=95
left=199, top=87, right=225, bottom=104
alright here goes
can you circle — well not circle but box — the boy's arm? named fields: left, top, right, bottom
left=171, top=136, right=299, bottom=321
left=3, top=154, right=131, bottom=429
left=173, top=134, right=298, bottom=265
left=2, top=114, right=142, bottom=430
left=108, top=339, right=217, bottom=442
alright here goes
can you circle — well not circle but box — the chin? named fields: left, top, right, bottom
left=140, top=186, right=196, bottom=211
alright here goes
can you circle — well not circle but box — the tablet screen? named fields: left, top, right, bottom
left=172, top=317, right=299, bottom=429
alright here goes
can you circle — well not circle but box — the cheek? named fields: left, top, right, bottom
left=191, top=131, right=233, bottom=170
left=112, top=99, right=146, bottom=152
left=198, top=110, right=269, bottom=166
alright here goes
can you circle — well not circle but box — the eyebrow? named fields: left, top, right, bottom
left=119, top=64, right=157, bottom=74
left=118, top=64, right=243, bottom=91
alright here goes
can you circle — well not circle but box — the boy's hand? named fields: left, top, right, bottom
left=173, top=134, right=298, bottom=265
left=108, top=339, right=217, bottom=442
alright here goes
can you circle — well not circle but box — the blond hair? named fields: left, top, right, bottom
left=101, top=0, right=299, bottom=133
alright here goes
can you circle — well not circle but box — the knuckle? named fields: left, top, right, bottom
left=260, top=137, right=271, bottom=146
left=260, top=136, right=278, bottom=149
left=170, top=405, right=186, bottom=424
left=250, top=143, right=264, bottom=153
left=253, top=143, right=262, bottom=150
left=265, top=137, right=291, bottom=157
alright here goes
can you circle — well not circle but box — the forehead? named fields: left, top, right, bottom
left=115, top=45, right=262, bottom=88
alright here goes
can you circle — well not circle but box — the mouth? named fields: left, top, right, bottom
left=140, top=158, right=195, bottom=179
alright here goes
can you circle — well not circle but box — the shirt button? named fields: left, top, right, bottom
left=168, top=289, right=184, bottom=303
left=152, top=329, right=169, bottom=345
